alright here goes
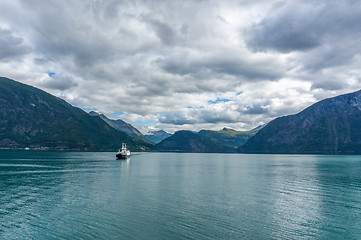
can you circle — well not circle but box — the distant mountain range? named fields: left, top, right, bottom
left=0, top=77, right=259, bottom=152
left=145, top=130, right=171, bottom=143
left=155, top=127, right=261, bottom=153
left=155, top=130, right=235, bottom=152
left=0, top=77, right=153, bottom=151
left=3, top=77, right=361, bottom=154
left=239, top=90, right=361, bottom=154
left=88, top=111, right=154, bottom=144
left=198, top=127, right=262, bottom=148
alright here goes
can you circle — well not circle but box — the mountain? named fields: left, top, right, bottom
left=197, top=127, right=262, bottom=149
left=155, top=126, right=262, bottom=153
left=239, top=90, right=361, bottom=154
left=88, top=111, right=153, bottom=144
left=0, top=77, right=153, bottom=151
left=155, top=130, right=236, bottom=153
left=145, top=130, right=171, bottom=143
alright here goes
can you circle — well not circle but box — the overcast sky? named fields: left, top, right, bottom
left=1, top=0, right=361, bottom=133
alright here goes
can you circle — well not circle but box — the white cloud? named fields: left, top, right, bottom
left=0, top=0, right=361, bottom=133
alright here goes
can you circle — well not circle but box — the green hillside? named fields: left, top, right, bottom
left=198, top=127, right=261, bottom=149
left=0, top=77, right=153, bottom=151
left=156, top=130, right=237, bottom=153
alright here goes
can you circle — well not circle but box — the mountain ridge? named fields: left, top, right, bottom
left=0, top=77, right=153, bottom=151
left=155, top=126, right=261, bottom=153
left=155, top=130, right=236, bottom=153
left=145, top=130, right=172, bottom=143
left=239, top=89, right=361, bottom=154
left=88, top=111, right=154, bottom=144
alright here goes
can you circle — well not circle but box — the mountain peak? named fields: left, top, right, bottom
left=221, top=127, right=235, bottom=131
left=88, top=110, right=99, bottom=116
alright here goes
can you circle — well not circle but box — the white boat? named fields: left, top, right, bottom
left=116, top=143, right=130, bottom=159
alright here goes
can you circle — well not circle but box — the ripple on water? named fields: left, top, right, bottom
left=2, top=152, right=361, bottom=239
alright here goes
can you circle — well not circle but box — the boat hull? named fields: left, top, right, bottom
left=116, top=153, right=130, bottom=159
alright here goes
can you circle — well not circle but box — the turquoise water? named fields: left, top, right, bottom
left=1, top=152, right=361, bottom=239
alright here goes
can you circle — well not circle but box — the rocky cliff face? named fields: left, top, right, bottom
left=239, top=90, right=361, bottom=154
left=0, top=77, right=153, bottom=151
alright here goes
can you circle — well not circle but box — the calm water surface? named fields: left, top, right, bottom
left=1, top=151, right=361, bottom=239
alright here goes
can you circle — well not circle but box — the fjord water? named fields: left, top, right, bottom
left=1, top=152, right=361, bottom=239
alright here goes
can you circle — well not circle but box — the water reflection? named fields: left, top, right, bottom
left=118, top=157, right=131, bottom=176
left=118, top=157, right=130, bottom=166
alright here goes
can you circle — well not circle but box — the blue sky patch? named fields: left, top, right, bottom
left=82, top=107, right=97, bottom=112
left=47, top=71, right=55, bottom=77
left=111, top=111, right=124, bottom=119
left=133, top=120, right=155, bottom=126
left=186, top=106, right=205, bottom=109
left=208, top=98, right=232, bottom=104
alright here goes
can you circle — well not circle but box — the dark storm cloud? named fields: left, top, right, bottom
left=159, top=105, right=240, bottom=126
left=0, top=29, right=31, bottom=61
left=243, top=103, right=269, bottom=115
left=14, top=1, right=153, bottom=68
left=40, top=75, right=78, bottom=91
left=246, top=0, right=361, bottom=53
left=198, top=112, right=238, bottom=124
left=157, top=52, right=283, bottom=80
left=311, top=78, right=348, bottom=91
left=144, top=17, right=177, bottom=46
left=301, top=40, right=360, bottom=72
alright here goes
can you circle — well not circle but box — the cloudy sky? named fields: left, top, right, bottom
left=1, top=0, right=361, bottom=133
